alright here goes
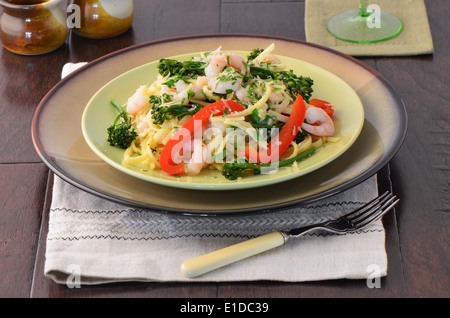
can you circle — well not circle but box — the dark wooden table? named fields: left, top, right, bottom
left=0, top=0, right=448, bottom=298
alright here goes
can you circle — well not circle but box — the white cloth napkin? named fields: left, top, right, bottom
left=43, top=63, right=388, bottom=285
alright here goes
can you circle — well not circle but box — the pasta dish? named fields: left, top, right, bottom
left=106, top=44, right=338, bottom=180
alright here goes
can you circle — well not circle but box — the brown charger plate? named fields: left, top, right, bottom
left=31, top=35, right=407, bottom=215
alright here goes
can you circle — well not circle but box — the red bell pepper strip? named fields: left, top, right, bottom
left=308, top=98, right=334, bottom=117
left=244, top=94, right=307, bottom=163
left=159, top=100, right=245, bottom=175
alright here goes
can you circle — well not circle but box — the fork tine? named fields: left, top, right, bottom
left=345, top=191, right=391, bottom=220
left=349, top=192, right=394, bottom=222
left=353, top=196, right=399, bottom=230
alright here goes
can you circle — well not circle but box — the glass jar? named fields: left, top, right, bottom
left=0, top=0, right=68, bottom=55
left=71, top=0, right=133, bottom=39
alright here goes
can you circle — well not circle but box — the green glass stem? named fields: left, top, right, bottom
left=327, top=0, right=402, bottom=44
left=359, top=0, right=370, bottom=17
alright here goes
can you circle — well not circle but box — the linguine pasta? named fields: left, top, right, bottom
left=110, top=44, right=338, bottom=179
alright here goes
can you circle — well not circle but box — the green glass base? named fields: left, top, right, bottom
left=327, top=9, right=402, bottom=43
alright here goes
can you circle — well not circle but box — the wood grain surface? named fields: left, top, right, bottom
left=0, top=0, right=447, bottom=298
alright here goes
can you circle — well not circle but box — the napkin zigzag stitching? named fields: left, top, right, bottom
left=51, top=207, right=143, bottom=214
left=48, top=201, right=376, bottom=240
left=50, top=200, right=367, bottom=215
left=46, top=228, right=383, bottom=241
left=47, top=233, right=262, bottom=241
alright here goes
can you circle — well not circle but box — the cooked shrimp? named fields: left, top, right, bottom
left=189, top=76, right=208, bottom=99
left=255, top=48, right=285, bottom=71
left=204, top=53, right=228, bottom=79
left=136, top=115, right=150, bottom=133
left=226, top=52, right=248, bottom=74
left=160, top=83, right=174, bottom=95
left=175, top=79, right=189, bottom=93
left=208, top=75, right=242, bottom=94
left=204, top=49, right=248, bottom=79
left=236, top=85, right=250, bottom=103
left=126, top=86, right=149, bottom=115
left=173, top=90, right=189, bottom=104
left=269, top=90, right=284, bottom=104
left=203, top=49, right=249, bottom=95
left=262, top=54, right=281, bottom=65
left=185, top=139, right=206, bottom=175
left=302, top=106, right=335, bottom=137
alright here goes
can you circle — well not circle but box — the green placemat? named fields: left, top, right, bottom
left=305, top=0, right=434, bottom=56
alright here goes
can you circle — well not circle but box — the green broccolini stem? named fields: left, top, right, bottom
left=221, top=146, right=316, bottom=180
left=106, top=99, right=137, bottom=149
left=248, top=66, right=277, bottom=79
left=110, top=99, right=128, bottom=124
left=271, top=146, right=316, bottom=168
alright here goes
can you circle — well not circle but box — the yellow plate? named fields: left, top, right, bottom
left=81, top=51, right=364, bottom=190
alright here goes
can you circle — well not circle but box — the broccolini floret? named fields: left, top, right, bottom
left=245, top=67, right=313, bottom=102
left=149, top=94, right=203, bottom=125
left=157, top=58, right=206, bottom=77
left=221, top=162, right=263, bottom=180
left=247, top=48, right=264, bottom=61
left=244, top=48, right=314, bottom=102
left=221, top=147, right=316, bottom=180
left=106, top=99, right=137, bottom=149
left=277, top=70, right=314, bottom=102
left=151, top=103, right=202, bottom=125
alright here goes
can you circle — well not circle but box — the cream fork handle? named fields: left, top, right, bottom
left=180, top=231, right=286, bottom=278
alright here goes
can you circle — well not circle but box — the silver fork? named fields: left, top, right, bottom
left=181, top=191, right=399, bottom=278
